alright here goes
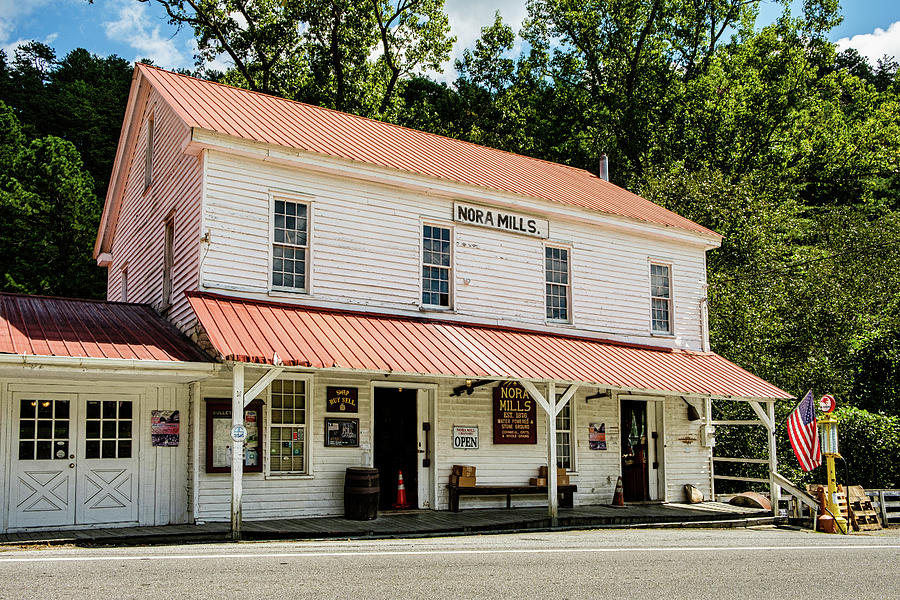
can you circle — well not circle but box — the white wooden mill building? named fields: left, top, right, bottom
left=0, top=65, right=792, bottom=534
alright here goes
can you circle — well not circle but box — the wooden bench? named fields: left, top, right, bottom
left=447, top=484, right=577, bottom=512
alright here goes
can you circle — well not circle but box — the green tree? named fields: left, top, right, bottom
left=0, top=102, right=104, bottom=297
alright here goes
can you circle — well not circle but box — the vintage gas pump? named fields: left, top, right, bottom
left=818, top=400, right=848, bottom=534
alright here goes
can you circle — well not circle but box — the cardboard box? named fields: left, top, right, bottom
left=538, top=466, right=568, bottom=478
left=529, top=477, right=547, bottom=486
left=558, top=474, right=570, bottom=486
left=449, top=475, right=476, bottom=486
left=451, top=465, right=476, bottom=477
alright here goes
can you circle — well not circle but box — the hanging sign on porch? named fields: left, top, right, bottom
left=326, top=386, right=358, bottom=413
left=492, top=382, right=537, bottom=444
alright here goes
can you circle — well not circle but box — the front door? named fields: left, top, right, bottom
left=620, top=400, right=649, bottom=502
left=373, top=387, right=418, bottom=510
left=10, top=393, right=139, bottom=529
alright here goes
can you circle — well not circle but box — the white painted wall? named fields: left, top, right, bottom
left=199, top=151, right=710, bottom=350
left=105, top=88, right=202, bottom=334
left=0, top=374, right=191, bottom=532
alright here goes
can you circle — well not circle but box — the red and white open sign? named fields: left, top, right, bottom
left=818, top=394, right=836, bottom=413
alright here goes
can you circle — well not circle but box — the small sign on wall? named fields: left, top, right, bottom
left=589, top=423, right=607, bottom=450
left=325, top=418, right=359, bottom=447
left=151, top=410, right=179, bottom=447
left=452, top=426, right=479, bottom=449
left=326, top=386, right=358, bottom=413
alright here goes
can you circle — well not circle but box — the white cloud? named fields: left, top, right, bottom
left=836, top=21, right=900, bottom=65
left=2, top=32, right=57, bottom=59
left=427, top=0, right=528, bottom=82
left=0, top=0, right=52, bottom=48
left=103, top=0, right=184, bottom=67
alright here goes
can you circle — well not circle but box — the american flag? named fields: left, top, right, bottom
left=787, top=390, right=821, bottom=471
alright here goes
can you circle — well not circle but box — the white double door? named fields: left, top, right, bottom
left=10, top=392, right=139, bottom=529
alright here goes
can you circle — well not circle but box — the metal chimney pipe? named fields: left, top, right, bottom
left=599, top=153, right=609, bottom=181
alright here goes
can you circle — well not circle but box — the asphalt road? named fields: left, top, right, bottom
left=0, top=526, right=897, bottom=599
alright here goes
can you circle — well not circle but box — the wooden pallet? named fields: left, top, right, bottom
left=847, top=486, right=882, bottom=531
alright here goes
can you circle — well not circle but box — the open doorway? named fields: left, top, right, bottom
left=373, top=387, right=418, bottom=510
left=621, top=399, right=650, bottom=501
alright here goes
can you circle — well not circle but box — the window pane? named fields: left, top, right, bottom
left=103, top=401, right=117, bottom=419
left=38, top=401, right=52, bottom=419
left=119, top=421, right=132, bottom=439
left=54, top=421, right=70, bottom=439
left=37, top=420, right=52, bottom=439
left=102, top=440, right=117, bottom=459
left=86, top=401, right=101, bottom=419
left=118, top=440, right=132, bottom=459
left=86, top=420, right=101, bottom=439
left=102, top=420, right=117, bottom=438
left=119, top=402, right=132, bottom=420
left=55, top=401, right=70, bottom=419
left=19, top=441, right=33, bottom=460
left=86, top=440, right=100, bottom=459
left=36, top=441, right=52, bottom=460
left=20, top=399, right=35, bottom=419
left=19, top=420, right=35, bottom=440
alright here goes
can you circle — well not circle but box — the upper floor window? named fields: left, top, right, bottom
left=650, top=262, right=672, bottom=334
left=162, top=217, right=174, bottom=309
left=422, top=224, right=451, bottom=307
left=545, top=246, right=570, bottom=322
left=144, top=115, right=154, bottom=190
left=272, top=199, right=309, bottom=292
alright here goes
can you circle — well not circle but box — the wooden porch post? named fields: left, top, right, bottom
left=767, top=400, right=779, bottom=517
left=231, top=362, right=244, bottom=541
left=547, top=382, right=558, bottom=526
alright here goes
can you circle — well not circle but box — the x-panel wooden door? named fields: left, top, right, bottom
left=10, top=392, right=139, bottom=529
left=75, top=394, right=139, bottom=525
left=10, top=393, right=77, bottom=528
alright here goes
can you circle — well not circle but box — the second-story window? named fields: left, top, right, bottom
left=650, top=262, right=673, bottom=334
left=422, top=224, right=451, bottom=308
left=162, top=217, right=174, bottom=309
left=545, top=246, right=570, bottom=322
left=272, top=199, right=309, bottom=292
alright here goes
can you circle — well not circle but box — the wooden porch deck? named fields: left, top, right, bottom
left=0, top=502, right=774, bottom=547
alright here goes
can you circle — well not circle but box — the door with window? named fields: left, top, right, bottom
left=10, top=393, right=139, bottom=529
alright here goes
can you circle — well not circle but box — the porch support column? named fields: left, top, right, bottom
left=230, top=363, right=285, bottom=541
left=749, top=399, right=779, bottom=516
left=519, top=380, right=579, bottom=527
left=231, top=362, right=245, bottom=541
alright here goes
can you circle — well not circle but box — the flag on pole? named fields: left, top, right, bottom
left=787, top=390, right=821, bottom=471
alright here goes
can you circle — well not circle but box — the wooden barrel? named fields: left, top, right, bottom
left=344, top=467, right=380, bottom=520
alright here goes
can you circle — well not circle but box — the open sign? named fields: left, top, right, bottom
left=452, top=426, right=479, bottom=449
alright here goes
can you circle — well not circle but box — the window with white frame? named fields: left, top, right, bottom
left=422, top=224, right=451, bottom=307
left=144, top=115, right=154, bottom=190
left=556, top=393, right=573, bottom=471
left=545, top=246, right=570, bottom=321
left=162, top=217, right=174, bottom=309
left=272, top=198, right=309, bottom=292
left=268, top=378, right=308, bottom=474
left=650, top=262, right=672, bottom=334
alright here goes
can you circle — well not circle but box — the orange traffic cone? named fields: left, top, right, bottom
left=611, top=476, right=626, bottom=507
left=393, top=469, right=411, bottom=509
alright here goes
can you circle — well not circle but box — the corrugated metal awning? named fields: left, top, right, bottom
left=188, top=292, right=790, bottom=400
left=0, top=293, right=213, bottom=363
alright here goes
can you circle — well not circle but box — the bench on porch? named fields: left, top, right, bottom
left=447, top=484, right=577, bottom=512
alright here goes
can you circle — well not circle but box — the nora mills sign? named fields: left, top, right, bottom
left=454, top=202, right=548, bottom=238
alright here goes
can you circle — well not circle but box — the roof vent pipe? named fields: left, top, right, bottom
left=599, top=154, right=609, bottom=181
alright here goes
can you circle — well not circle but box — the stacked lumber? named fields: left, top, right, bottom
left=847, top=485, right=882, bottom=531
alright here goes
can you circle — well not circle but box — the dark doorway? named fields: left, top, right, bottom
left=620, top=400, right=649, bottom=501
left=374, top=387, right=418, bottom=510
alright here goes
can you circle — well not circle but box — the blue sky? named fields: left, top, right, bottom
left=2, top=0, right=900, bottom=79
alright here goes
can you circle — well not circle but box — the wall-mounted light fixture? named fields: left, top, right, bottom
left=681, top=397, right=702, bottom=421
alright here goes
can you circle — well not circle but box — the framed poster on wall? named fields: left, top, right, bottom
left=325, top=418, right=359, bottom=447
left=205, top=398, right=263, bottom=473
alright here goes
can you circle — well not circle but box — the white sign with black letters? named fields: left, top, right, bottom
left=452, top=425, right=479, bottom=449
left=454, top=202, right=549, bottom=238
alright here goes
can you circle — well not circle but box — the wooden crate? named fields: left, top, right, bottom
left=847, top=485, right=882, bottom=531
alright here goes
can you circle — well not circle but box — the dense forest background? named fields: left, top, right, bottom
left=1, top=0, right=898, bottom=489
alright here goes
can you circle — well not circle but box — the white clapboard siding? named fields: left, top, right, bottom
left=193, top=370, right=715, bottom=519
left=200, top=151, right=708, bottom=349
left=107, top=89, right=202, bottom=334
left=662, top=396, right=712, bottom=501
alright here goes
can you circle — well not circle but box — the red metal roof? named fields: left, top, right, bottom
left=137, top=64, right=719, bottom=239
left=188, top=292, right=789, bottom=399
left=0, top=293, right=212, bottom=363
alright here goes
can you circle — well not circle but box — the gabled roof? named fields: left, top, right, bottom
left=0, top=293, right=212, bottom=363
left=188, top=292, right=790, bottom=400
left=129, top=64, right=719, bottom=239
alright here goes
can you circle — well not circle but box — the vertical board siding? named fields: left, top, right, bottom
left=201, top=152, right=708, bottom=349
left=194, top=371, right=709, bottom=520
left=0, top=377, right=191, bottom=530
left=107, top=89, right=202, bottom=334
left=663, top=396, right=712, bottom=500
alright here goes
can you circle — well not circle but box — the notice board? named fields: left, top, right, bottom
left=492, top=381, right=537, bottom=444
